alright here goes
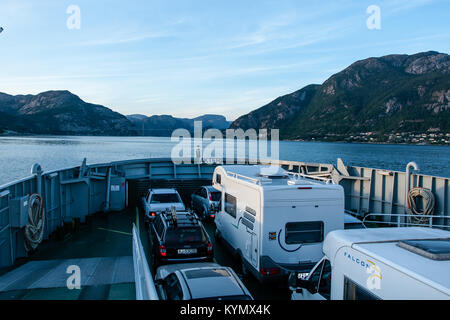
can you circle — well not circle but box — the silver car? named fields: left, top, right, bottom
left=142, top=188, right=185, bottom=220
left=155, top=262, right=253, bottom=300
left=190, top=186, right=221, bottom=221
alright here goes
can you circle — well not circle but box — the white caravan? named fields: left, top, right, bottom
left=212, top=165, right=345, bottom=284
left=290, top=227, right=450, bottom=300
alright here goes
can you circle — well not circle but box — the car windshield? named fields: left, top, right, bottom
left=151, top=193, right=180, bottom=204
left=165, top=227, right=205, bottom=245
left=210, top=192, right=221, bottom=202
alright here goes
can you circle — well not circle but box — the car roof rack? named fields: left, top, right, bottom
left=163, top=207, right=199, bottom=228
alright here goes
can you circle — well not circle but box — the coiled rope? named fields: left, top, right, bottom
left=407, top=187, right=435, bottom=225
left=24, top=194, right=45, bottom=252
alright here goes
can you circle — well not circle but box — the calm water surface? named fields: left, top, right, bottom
left=0, top=136, right=448, bottom=185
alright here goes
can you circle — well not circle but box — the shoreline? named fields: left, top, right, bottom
left=1, top=133, right=449, bottom=147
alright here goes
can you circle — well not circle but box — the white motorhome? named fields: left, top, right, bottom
left=212, top=165, right=345, bottom=284
left=290, top=227, right=450, bottom=300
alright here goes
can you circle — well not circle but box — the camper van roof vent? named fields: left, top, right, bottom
left=257, top=166, right=288, bottom=179
left=397, top=239, right=450, bottom=261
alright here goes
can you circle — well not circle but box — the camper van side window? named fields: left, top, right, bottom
left=285, top=221, right=324, bottom=244
left=216, top=174, right=222, bottom=185
left=224, top=193, right=237, bottom=218
left=344, top=277, right=380, bottom=300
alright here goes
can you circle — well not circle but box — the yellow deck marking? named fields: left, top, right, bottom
left=98, top=227, right=132, bottom=236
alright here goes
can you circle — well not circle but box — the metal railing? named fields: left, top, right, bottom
left=226, top=171, right=262, bottom=185
left=362, top=213, right=450, bottom=230
left=287, top=172, right=335, bottom=184
left=1, top=157, right=448, bottom=270
left=132, top=223, right=159, bottom=300
left=225, top=169, right=335, bottom=186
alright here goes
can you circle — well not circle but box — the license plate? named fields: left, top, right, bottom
left=178, top=249, right=197, bottom=254
left=297, top=272, right=309, bottom=280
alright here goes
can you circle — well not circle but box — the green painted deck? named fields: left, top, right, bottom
left=0, top=208, right=140, bottom=300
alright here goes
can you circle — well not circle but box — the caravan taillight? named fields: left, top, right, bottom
left=260, top=268, right=280, bottom=276
left=159, top=245, right=166, bottom=257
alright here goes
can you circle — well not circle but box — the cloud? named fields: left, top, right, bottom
left=226, top=14, right=298, bottom=49
left=77, top=31, right=172, bottom=46
left=220, top=13, right=356, bottom=57
left=384, top=0, right=436, bottom=14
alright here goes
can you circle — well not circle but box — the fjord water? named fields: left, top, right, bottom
left=0, top=136, right=448, bottom=185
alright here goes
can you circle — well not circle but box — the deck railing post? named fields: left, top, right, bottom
left=31, top=163, right=43, bottom=195
left=405, top=162, right=419, bottom=227
left=105, top=167, right=111, bottom=211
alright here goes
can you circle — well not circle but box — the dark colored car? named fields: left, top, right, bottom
left=150, top=210, right=214, bottom=267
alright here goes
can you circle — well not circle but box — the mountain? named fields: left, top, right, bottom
left=127, top=114, right=231, bottom=136
left=192, top=114, right=231, bottom=130
left=230, top=51, right=450, bottom=141
left=0, top=91, right=136, bottom=135
left=0, top=90, right=231, bottom=137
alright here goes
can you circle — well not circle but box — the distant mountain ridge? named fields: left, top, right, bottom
left=231, top=51, right=450, bottom=140
left=0, top=90, right=231, bottom=136
left=127, top=114, right=231, bottom=136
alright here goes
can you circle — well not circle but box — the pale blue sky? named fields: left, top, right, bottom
left=1, top=0, right=449, bottom=120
